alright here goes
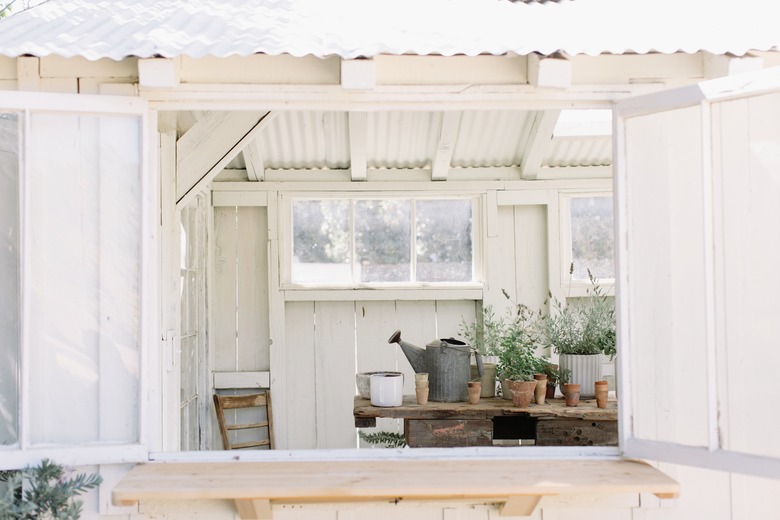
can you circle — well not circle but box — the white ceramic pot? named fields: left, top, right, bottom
left=370, top=372, right=404, bottom=407
left=558, top=354, right=602, bottom=398
left=356, top=371, right=402, bottom=399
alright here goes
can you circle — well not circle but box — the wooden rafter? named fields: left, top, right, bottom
left=431, top=111, right=461, bottom=181
left=520, top=109, right=560, bottom=179
left=176, top=111, right=275, bottom=207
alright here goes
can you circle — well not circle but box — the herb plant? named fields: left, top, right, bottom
left=0, top=459, right=102, bottom=520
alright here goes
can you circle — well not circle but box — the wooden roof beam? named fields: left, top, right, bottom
left=176, top=111, right=275, bottom=207
left=243, top=137, right=265, bottom=181
left=520, top=109, right=560, bottom=179
left=431, top=111, right=461, bottom=181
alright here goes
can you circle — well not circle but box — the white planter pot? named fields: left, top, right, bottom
left=558, top=354, right=602, bottom=398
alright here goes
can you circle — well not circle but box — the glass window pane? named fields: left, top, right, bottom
left=355, top=200, right=411, bottom=282
left=0, top=112, right=20, bottom=446
left=27, top=113, right=141, bottom=445
left=571, top=196, right=614, bottom=280
left=292, top=200, right=350, bottom=283
left=416, top=199, right=472, bottom=282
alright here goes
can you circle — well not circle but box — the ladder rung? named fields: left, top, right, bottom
left=232, top=440, right=270, bottom=449
left=227, top=422, right=269, bottom=430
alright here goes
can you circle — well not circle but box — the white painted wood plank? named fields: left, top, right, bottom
left=266, top=191, right=287, bottom=448
left=496, top=190, right=549, bottom=206
left=432, top=111, right=461, bottom=181
left=314, top=302, right=358, bottom=449
left=213, top=206, right=239, bottom=372
left=484, top=206, right=517, bottom=311
left=213, top=371, right=271, bottom=390
left=284, top=301, right=317, bottom=449
left=16, top=57, right=39, bottom=91
left=212, top=190, right=268, bottom=207
left=283, top=289, right=482, bottom=302
left=237, top=207, right=269, bottom=372
left=436, top=301, right=476, bottom=344
left=394, top=302, right=437, bottom=395
left=513, top=205, right=549, bottom=311
left=355, top=301, right=404, bottom=442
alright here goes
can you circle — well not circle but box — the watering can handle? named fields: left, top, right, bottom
left=474, top=352, right=484, bottom=378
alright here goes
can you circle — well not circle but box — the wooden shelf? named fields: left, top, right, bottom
left=112, top=459, right=679, bottom=519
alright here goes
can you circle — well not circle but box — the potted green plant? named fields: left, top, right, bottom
left=459, top=304, right=504, bottom=398
left=540, top=266, right=616, bottom=398
left=493, top=301, right=546, bottom=406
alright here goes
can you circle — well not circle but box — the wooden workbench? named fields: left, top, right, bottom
left=354, top=396, right=618, bottom=447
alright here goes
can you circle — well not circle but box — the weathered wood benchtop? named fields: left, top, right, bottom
left=112, top=458, right=679, bottom=519
left=354, top=396, right=618, bottom=422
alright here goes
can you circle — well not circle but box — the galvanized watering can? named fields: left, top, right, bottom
left=388, top=330, right=483, bottom=402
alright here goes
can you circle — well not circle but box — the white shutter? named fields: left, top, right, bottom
left=615, top=67, right=780, bottom=478
left=0, top=91, right=155, bottom=468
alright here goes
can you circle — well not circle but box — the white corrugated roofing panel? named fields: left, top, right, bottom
left=0, top=0, right=779, bottom=61
left=452, top=111, right=535, bottom=168
left=545, top=136, right=612, bottom=168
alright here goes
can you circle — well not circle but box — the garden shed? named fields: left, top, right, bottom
left=2, top=0, right=780, bottom=519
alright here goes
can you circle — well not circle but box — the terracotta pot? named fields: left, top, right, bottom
left=467, top=381, right=481, bottom=404
left=545, top=383, right=556, bottom=400
left=470, top=363, right=497, bottom=398
left=533, top=374, right=547, bottom=405
left=415, top=384, right=429, bottom=405
left=558, top=354, right=602, bottom=398
left=563, top=383, right=581, bottom=407
left=594, top=380, right=609, bottom=408
left=506, top=379, right=536, bottom=408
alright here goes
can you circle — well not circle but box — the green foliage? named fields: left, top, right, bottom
left=0, top=459, right=102, bottom=519
left=540, top=267, right=616, bottom=358
left=358, top=431, right=408, bottom=448
left=458, top=304, right=504, bottom=357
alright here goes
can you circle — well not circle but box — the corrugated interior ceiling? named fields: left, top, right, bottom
left=223, top=109, right=610, bottom=173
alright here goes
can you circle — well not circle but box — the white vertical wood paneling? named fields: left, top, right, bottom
left=213, top=206, right=239, bottom=371
left=267, top=191, right=288, bottom=448
left=314, top=301, right=358, bottom=449
left=623, top=106, right=710, bottom=448
left=435, top=301, right=476, bottom=342
left=513, top=205, right=549, bottom=310
left=285, top=301, right=317, bottom=449
left=394, top=302, right=437, bottom=395
left=715, top=92, right=780, bottom=458
left=236, top=206, right=270, bottom=371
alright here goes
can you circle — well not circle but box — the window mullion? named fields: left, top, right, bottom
left=410, top=199, right=417, bottom=283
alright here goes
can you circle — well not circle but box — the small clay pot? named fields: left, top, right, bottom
left=594, top=380, right=609, bottom=408
left=533, top=374, right=547, bottom=405
left=563, top=383, right=581, bottom=407
left=545, top=383, right=556, bottom=400
left=467, top=381, right=481, bottom=405
left=415, top=385, right=429, bottom=405
left=507, top=379, right=536, bottom=408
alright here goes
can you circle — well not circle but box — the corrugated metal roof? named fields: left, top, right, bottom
left=0, top=0, right=778, bottom=61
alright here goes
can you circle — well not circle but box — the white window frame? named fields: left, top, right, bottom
left=615, top=66, right=780, bottom=478
left=557, top=190, right=616, bottom=296
left=279, top=191, right=484, bottom=297
left=0, top=91, right=157, bottom=470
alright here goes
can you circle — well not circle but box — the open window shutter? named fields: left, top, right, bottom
left=0, top=91, right=155, bottom=468
left=615, top=67, right=780, bottom=478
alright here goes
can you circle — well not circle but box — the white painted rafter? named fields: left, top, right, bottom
left=431, top=111, right=461, bottom=181
left=348, top=111, right=368, bottom=181
left=520, top=110, right=560, bottom=179
left=176, top=111, right=273, bottom=206
left=243, top=137, right=265, bottom=181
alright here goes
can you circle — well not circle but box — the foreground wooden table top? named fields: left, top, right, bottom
left=354, top=396, right=618, bottom=421
left=113, top=459, right=678, bottom=519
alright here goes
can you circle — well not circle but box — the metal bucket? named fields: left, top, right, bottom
left=425, top=338, right=471, bottom=402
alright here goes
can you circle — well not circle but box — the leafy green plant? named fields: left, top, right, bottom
left=458, top=304, right=504, bottom=357
left=494, top=295, right=546, bottom=382
left=0, top=459, right=102, bottom=519
left=540, top=266, right=616, bottom=358
left=358, top=430, right=408, bottom=448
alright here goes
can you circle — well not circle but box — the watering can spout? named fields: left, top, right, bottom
left=388, top=330, right=428, bottom=374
